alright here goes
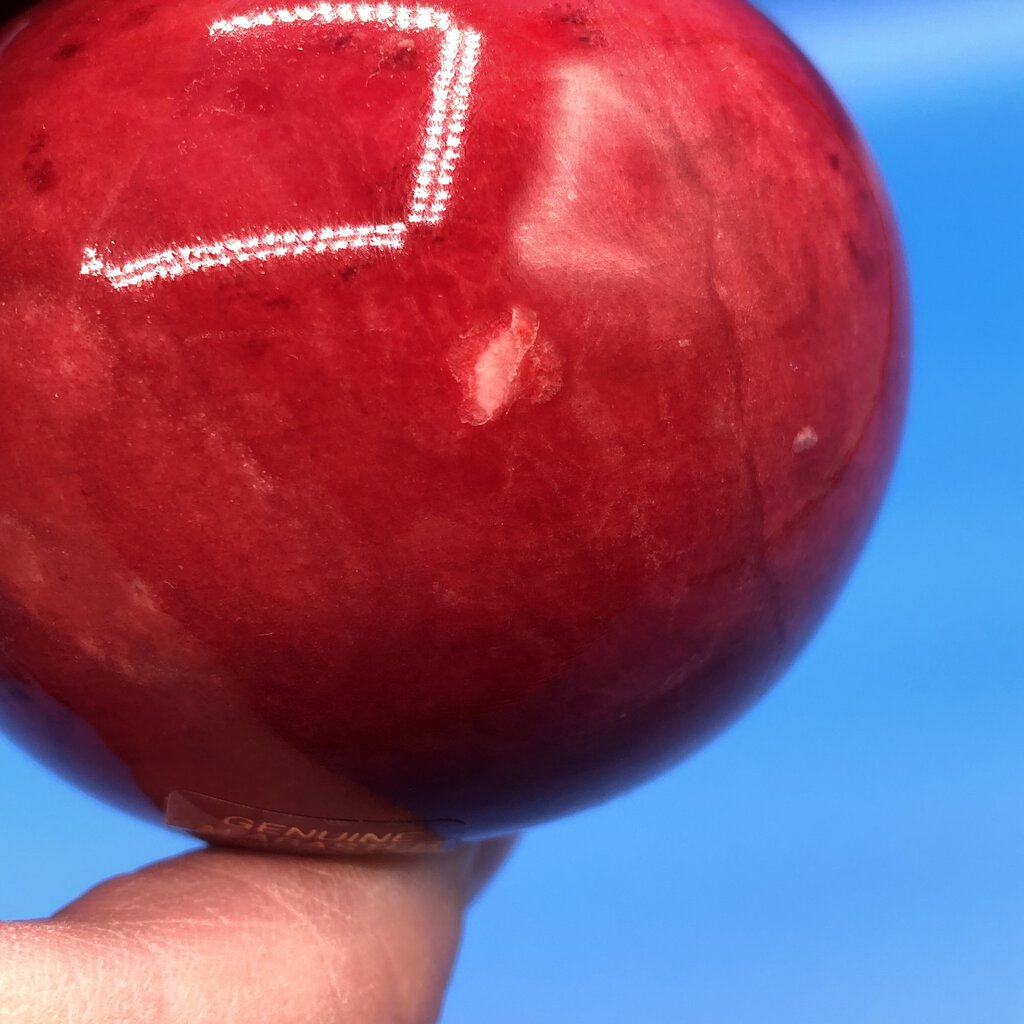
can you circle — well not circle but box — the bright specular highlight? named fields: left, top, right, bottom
left=81, top=4, right=482, bottom=290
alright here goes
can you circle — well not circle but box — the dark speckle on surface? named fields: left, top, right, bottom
left=125, top=5, right=157, bottom=27
left=246, top=335, right=272, bottom=360
left=55, top=41, right=83, bottom=60
left=544, top=3, right=607, bottom=45
left=23, top=130, right=56, bottom=192
left=845, top=232, right=878, bottom=283
left=26, top=160, right=57, bottom=193
left=386, top=38, right=417, bottom=69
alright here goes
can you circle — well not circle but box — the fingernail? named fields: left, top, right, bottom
left=465, top=834, right=519, bottom=901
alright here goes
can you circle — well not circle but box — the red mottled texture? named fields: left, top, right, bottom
left=0, top=0, right=907, bottom=843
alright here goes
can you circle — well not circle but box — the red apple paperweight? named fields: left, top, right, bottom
left=0, top=0, right=908, bottom=853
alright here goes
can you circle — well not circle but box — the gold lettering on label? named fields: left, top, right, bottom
left=219, top=816, right=442, bottom=849
left=255, top=820, right=286, bottom=835
left=284, top=825, right=319, bottom=840
left=165, top=790, right=463, bottom=853
left=393, top=831, right=423, bottom=843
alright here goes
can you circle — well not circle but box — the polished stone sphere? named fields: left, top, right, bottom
left=0, top=0, right=907, bottom=852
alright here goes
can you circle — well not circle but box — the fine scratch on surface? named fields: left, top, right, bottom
left=707, top=276, right=788, bottom=658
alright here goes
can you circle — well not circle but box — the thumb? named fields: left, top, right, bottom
left=0, top=839, right=513, bottom=1024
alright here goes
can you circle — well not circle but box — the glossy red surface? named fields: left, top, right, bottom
left=0, top=0, right=907, bottom=851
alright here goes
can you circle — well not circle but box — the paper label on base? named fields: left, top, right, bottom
left=165, top=791, right=464, bottom=854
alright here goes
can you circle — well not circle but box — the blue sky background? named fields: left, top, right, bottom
left=1, top=1, right=1022, bottom=1020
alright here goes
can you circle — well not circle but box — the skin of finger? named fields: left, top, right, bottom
left=0, top=841, right=506, bottom=1024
